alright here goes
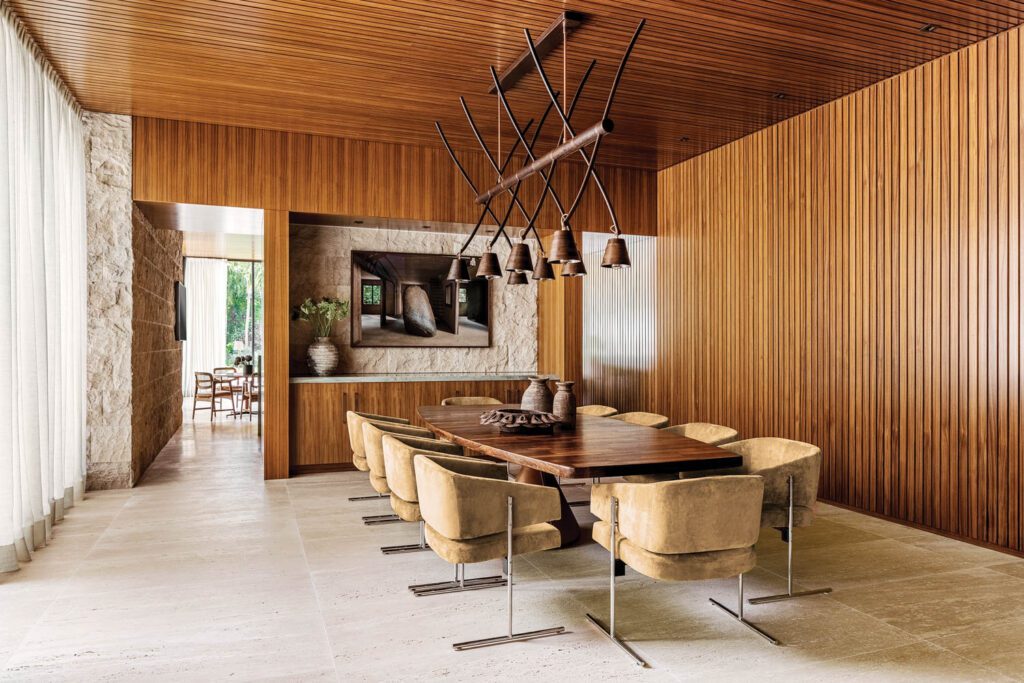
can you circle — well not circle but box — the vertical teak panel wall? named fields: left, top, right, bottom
left=658, top=27, right=1024, bottom=554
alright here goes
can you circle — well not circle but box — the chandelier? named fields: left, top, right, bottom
left=441, top=13, right=646, bottom=284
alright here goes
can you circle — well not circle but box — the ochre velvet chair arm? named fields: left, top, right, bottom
left=720, top=438, right=821, bottom=508
left=415, top=454, right=560, bottom=540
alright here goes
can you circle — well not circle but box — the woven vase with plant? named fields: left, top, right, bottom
left=292, top=297, right=350, bottom=376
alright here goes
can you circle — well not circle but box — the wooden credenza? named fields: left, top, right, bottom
left=288, top=374, right=529, bottom=475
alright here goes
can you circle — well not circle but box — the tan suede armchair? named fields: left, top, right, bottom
left=344, top=410, right=413, bottom=503
left=609, top=411, right=669, bottom=428
left=377, top=433, right=464, bottom=555
left=349, top=413, right=435, bottom=525
left=718, top=437, right=830, bottom=604
left=414, top=453, right=566, bottom=650
left=440, top=396, right=503, bottom=406
left=623, top=422, right=740, bottom=484
left=588, top=476, right=776, bottom=666
left=577, top=404, right=618, bottom=417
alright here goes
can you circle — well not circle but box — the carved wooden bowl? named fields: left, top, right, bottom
left=480, top=408, right=560, bottom=435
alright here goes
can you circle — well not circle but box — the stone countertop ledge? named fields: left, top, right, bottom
left=290, top=373, right=553, bottom=384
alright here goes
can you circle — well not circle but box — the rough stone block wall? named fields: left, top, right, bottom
left=84, top=112, right=134, bottom=489
left=131, top=206, right=183, bottom=482
left=289, top=224, right=537, bottom=375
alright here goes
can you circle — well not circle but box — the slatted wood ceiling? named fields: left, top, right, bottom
left=11, top=0, right=1024, bottom=168
left=658, top=24, right=1024, bottom=553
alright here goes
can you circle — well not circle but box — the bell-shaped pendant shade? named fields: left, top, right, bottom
left=600, top=237, right=632, bottom=269
left=505, top=242, right=534, bottom=272
left=561, top=260, right=587, bottom=277
left=547, top=228, right=581, bottom=264
left=531, top=258, right=556, bottom=281
left=447, top=256, right=471, bottom=283
left=507, top=270, right=529, bottom=285
left=476, top=250, right=503, bottom=279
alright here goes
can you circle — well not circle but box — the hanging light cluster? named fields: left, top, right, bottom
left=436, top=14, right=645, bottom=286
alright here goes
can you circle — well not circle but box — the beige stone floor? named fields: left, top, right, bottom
left=3, top=418, right=1024, bottom=681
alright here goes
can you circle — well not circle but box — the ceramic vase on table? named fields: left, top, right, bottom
left=307, top=337, right=339, bottom=376
left=521, top=376, right=554, bottom=413
left=552, top=381, right=577, bottom=428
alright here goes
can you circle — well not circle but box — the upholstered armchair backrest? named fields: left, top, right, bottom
left=345, top=411, right=409, bottom=456
left=440, top=396, right=503, bottom=406
left=414, top=454, right=559, bottom=541
left=362, top=422, right=434, bottom=478
left=591, top=476, right=764, bottom=555
left=719, top=438, right=822, bottom=508
left=663, top=422, right=739, bottom=446
left=609, top=412, right=669, bottom=428
left=382, top=433, right=463, bottom=503
left=576, top=405, right=618, bottom=417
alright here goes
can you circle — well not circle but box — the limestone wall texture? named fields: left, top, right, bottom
left=289, top=224, right=537, bottom=375
left=131, top=206, right=183, bottom=482
left=84, top=112, right=134, bottom=489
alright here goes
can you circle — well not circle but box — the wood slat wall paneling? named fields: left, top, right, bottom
left=264, top=210, right=290, bottom=480
left=536, top=232, right=584, bottom=382
left=289, top=379, right=527, bottom=470
left=580, top=234, right=657, bottom=412
left=657, top=24, right=1024, bottom=554
left=132, top=118, right=657, bottom=235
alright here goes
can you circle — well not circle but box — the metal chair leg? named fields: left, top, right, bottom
left=381, top=520, right=432, bottom=554
left=586, top=497, right=647, bottom=667
left=748, top=475, right=833, bottom=605
left=709, top=574, right=780, bottom=645
left=409, top=562, right=506, bottom=596
left=362, top=513, right=401, bottom=525
left=452, top=496, right=566, bottom=650
left=348, top=492, right=388, bottom=502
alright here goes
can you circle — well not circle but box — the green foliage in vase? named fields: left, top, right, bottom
left=292, top=296, right=350, bottom=338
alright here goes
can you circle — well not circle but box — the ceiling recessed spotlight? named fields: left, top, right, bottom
left=773, top=92, right=788, bottom=100
left=919, top=23, right=939, bottom=33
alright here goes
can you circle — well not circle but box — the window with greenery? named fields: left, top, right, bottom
left=226, top=260, right=264, bottom=364
left=458, top=288, right=467, bottom=304
left=362, top=283, right=382, bottom=306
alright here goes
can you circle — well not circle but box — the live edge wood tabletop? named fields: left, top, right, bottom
left=418, top=404, right=741, bottom=479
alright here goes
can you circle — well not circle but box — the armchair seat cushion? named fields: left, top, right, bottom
left=370, top=473, right=389, bottom=494
left=424, top=522, right=560, bottom=564
left=390, top=494, right=421, bottom=522
left=593, top=521, right=756, bottom=581
left=761, top=504, right=814, bottom=529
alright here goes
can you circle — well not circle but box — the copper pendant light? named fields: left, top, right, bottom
left=561, top=260, right=587, bottom=277
left=601, top=237, right=631, bottom=269
left=505, top=242, right=534, bottom=272
left=476, top=250, right=503, bottom=279
left=531, top=258, right=555, bottom=281
left=548, top=227, right=582, bottom=264
left=507, top=270, right=529, bottom=285
left=447, top=256, right=471, bottom=283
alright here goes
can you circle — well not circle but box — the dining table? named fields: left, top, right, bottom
left=418, top=404, right=744, bottom=547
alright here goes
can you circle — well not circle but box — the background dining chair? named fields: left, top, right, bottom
left=441, top=396, right=503, bottom=406
left=577, top=405, right=618, bottom=417
left=718, top=437, right=831, bottom=605
left=413, top=452, right=566, bottom=650
left=381, top=434, right=471, bottom=555
left=345, top=410, right=414, bottom=502
left=663, top=422, right=739, bottom=445
left=589, top=476, right=775, bottom=667
left=242, top=373, right=261, bottom=420
left=609, top=411, right=670, bottom=428
left=192, top=372, right=235, bottom=421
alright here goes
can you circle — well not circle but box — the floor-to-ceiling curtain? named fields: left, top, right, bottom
left=0, top=2, right=87, bottom=573
left=181, top=257, right=228, bottom=398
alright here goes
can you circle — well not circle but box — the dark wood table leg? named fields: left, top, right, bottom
left=516, top=467, right=581, bottom=548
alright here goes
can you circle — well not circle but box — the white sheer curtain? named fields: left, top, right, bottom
left=0, top=2, right=87, bottom=573
left=181, top=258, right=228, bottom=398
